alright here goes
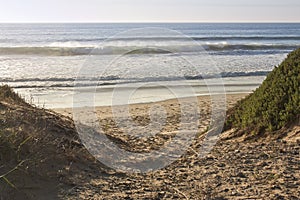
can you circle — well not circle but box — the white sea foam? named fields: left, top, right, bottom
left=0, top=23, right=299, bottom=108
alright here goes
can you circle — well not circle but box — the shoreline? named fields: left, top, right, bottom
left=54, top=93, right=248, bottom=119
left=14, top=75, right=264, bottom=109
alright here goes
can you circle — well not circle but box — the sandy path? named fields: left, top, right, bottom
left=52, top=93, right=300, bottom=199
left=54, top=94, right=246, bottom=148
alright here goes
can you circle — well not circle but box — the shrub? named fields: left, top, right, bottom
left=225, top=48, right=300, bottom=132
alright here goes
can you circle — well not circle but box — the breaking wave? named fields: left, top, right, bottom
left=1, top=71, right=270, bottom=88
left=0, top=44, right=297, bottom=56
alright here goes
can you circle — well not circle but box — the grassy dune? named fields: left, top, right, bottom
left=0, top=85, right=105, bottom=199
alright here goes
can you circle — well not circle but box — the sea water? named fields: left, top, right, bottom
left=0, top=23, right=299, bottom=108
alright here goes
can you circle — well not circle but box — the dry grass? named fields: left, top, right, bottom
left=0, top=85, right=104, bottom=199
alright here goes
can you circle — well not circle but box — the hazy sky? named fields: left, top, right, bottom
left=0, top=0, right=300, bottom=22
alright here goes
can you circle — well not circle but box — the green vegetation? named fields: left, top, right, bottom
left=226, top=48, right=300, bottom=133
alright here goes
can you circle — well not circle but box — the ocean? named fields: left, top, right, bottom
left=1, top=23, right=300, bottom=108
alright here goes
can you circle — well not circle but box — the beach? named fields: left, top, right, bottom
left=1, top=23, right=300, bottom=199
left=1, top=84, right=299, bottom=199
left=54, top=93, right=246, bottom=145
left=56, top=93, right=246, bottom=117
left=51, top=93, right=299, bottom=199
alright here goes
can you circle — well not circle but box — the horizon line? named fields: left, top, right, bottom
left=0, top=21, right=300, bottom=24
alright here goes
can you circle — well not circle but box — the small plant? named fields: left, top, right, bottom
left=0, top=85, right=26, bottom=104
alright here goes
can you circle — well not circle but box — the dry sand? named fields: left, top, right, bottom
left=52, top=93, right=300, bottom=199
left=54, top=94, right=245, bottom=155
left=55, top=93, right=245, bottom=133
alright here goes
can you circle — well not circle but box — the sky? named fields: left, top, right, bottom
left=0, top=0, right=300, bottom=23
